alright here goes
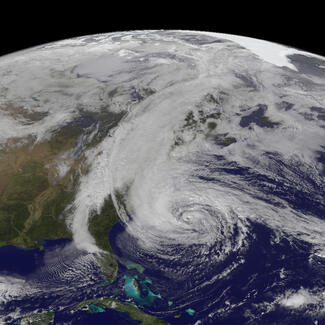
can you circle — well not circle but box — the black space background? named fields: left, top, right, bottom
left=0, top=4, right=322, bottom=57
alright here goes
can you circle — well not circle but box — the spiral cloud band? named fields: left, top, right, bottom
left=1, top=30, right=325, bottom=323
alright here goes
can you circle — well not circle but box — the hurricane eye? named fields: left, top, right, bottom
left=1, top=30, right=325, bottom=325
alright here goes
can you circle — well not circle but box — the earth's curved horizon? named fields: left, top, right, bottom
left=0, top=30, right=325, bottom=324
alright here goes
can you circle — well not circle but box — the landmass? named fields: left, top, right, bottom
left=173, top=94, right=238, bottom=149
left=123, top=274, right=162, bottom=307
left=0, top=111, right=160, bottom=322
left=75, top=297, right=168, bottom=325
left=0, top=108, right=122, bottom=282
left=0, top=125, right=84, bottom=249
left=0, top=106, right=126, bottom=250
left=88, top=195, right=120, bottom=282
left=19, top=312, right=54, bottom=325
left=127, top=262, right=145, bottom=273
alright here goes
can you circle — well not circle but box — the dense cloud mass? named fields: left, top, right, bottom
left=1, top=31, right=325, bottom=324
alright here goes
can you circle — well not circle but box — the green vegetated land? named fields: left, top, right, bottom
left=19, top=311, right=54, bottom=325
left=0, top=107, right=126, bottom=251
left=88, top=195, right=120, bottom=282
left=76, top=297, right=168, bottom=325
left=0, top=126, right=84, bottom=249
left=83, top=192, right=169, bottom=323
left=0, top=109, right=166, bottom=324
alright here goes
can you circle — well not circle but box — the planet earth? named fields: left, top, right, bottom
left=0, top=30, right=325, bottom=324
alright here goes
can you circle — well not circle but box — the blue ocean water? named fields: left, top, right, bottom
left=2, top=155, right=325, bottom=324
left=106, top=154, right=325, bottom=324
left=1, top=219, right=325, bottom=324
left=0, top=239, right=71, bottom=276
left=110, top=218, right=325, bottom=324
left=0, top=232, right=168, bottom=324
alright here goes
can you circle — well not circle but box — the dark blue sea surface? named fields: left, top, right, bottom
left=0, top=235, right=167, bottom=324
left=0, top=238, right=129, bottom=324
left=107, top=154, right=325, bottom=324
left=2, top=154, right=325, bottom=324
left=0, top=239, right=72, bottom=276
left=109, top=219, right=325, bottom=324
left=1, top=221, right=325, bottom=324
